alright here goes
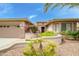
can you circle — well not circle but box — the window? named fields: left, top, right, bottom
left=3, top=26, right=6, bottom=27
left=7, top=25, right=10, bottom=28
left=0, top=25, right=2, bottom=28
left=0, top=25, right=10, bottom=28
left=61, top=23, right=66, bottom=31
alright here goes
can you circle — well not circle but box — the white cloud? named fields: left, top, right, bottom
left=28, top=15, right=37, bottom=19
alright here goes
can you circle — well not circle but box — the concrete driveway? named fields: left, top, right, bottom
left=0, top=38, right=25, bottom=51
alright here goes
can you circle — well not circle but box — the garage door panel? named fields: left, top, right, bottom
left=0, top=27, right=25, bottom=38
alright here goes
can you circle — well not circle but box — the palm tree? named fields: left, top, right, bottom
left=44, top=3, right=79, bottom=12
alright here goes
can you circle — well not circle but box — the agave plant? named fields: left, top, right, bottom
left=63, top=31, right=79, bottom=40
left=23, top=39, right=57, bottom=56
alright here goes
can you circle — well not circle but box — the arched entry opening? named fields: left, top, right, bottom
left=41, top=27, right=45, bottom=32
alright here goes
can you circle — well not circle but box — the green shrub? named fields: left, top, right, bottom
left=60, top=30, right=71, bottom=35
left=68, top=31, right=79, bottom=40
left=39, top=31, right=56, bottom=37
left=30, top=26, right=38, bottom=33
left=23, top=39, right=57, bottom=56
left=61, top=30, right=79, bottom=40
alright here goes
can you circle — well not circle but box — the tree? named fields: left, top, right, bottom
left=44, top=3, right=79, bottom=12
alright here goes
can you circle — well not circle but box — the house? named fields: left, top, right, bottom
left=36, top=18, right=79, bottom=33
left=0, top=18, right=33, bottom=38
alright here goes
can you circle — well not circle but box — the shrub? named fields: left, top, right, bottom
left=61, top=30, right=79, bottom=40
left=39, top=31, right=56, bottom=37
left=69, top=31, right=79, bottom=40
left=30, top=26, right=38, bottom=33
left=60, top=30, right=71, bottom=35
left=23, top=39, right=57, bottom=56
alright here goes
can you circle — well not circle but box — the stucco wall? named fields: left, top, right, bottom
left=72, top=23, right=77, bottom=31
left=0, top=22, right=25, bottom=38
left=61, top=23, right=77, bottom=31
left=47, top=22, right=77, bottom=32
left=47, top=23, right=61, bottom=33
left=47, top=24, right=53, bottom=31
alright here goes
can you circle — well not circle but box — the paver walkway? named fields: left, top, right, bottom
left=58, top=40, right=79, bottom=56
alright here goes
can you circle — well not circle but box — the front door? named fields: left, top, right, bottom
left=41, top=27, right=45, bottom=32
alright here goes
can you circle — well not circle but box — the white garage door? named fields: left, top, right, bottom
left=0, top=27, right=25, bottom=38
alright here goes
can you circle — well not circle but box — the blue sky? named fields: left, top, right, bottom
left=0, top=3, right=79, bottom=23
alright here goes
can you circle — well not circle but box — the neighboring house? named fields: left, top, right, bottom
left=0, top=18, right=33, bottom=38
left=36, top=18, right=79, bottom=33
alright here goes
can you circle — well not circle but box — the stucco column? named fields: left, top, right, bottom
left=72, top=22, right=77, bottom=31
left=66, top=23, right=72, bottom=31
left=47, top=24, right=53, bottom=32
left=58, top=23, right=62, bottom=32
left=38, top=26, right=41, bottom=33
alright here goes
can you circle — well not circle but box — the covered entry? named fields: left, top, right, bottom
left=41, top=27, right=45, bottom=32
left=36, top=22, right=47, bottom=33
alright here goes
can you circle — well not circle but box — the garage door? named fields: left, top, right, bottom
left=0, top=27, right=25, bottom=38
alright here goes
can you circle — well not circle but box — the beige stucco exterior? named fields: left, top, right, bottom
left=47, top=22, right=77, bottom=33
left=36, top=19, right=79, bottom=33
left=0, top=22, right=25, bottom=38
left=47, top=23, right=61, bottom=33
left=0, top=18, right=33, bottom=38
